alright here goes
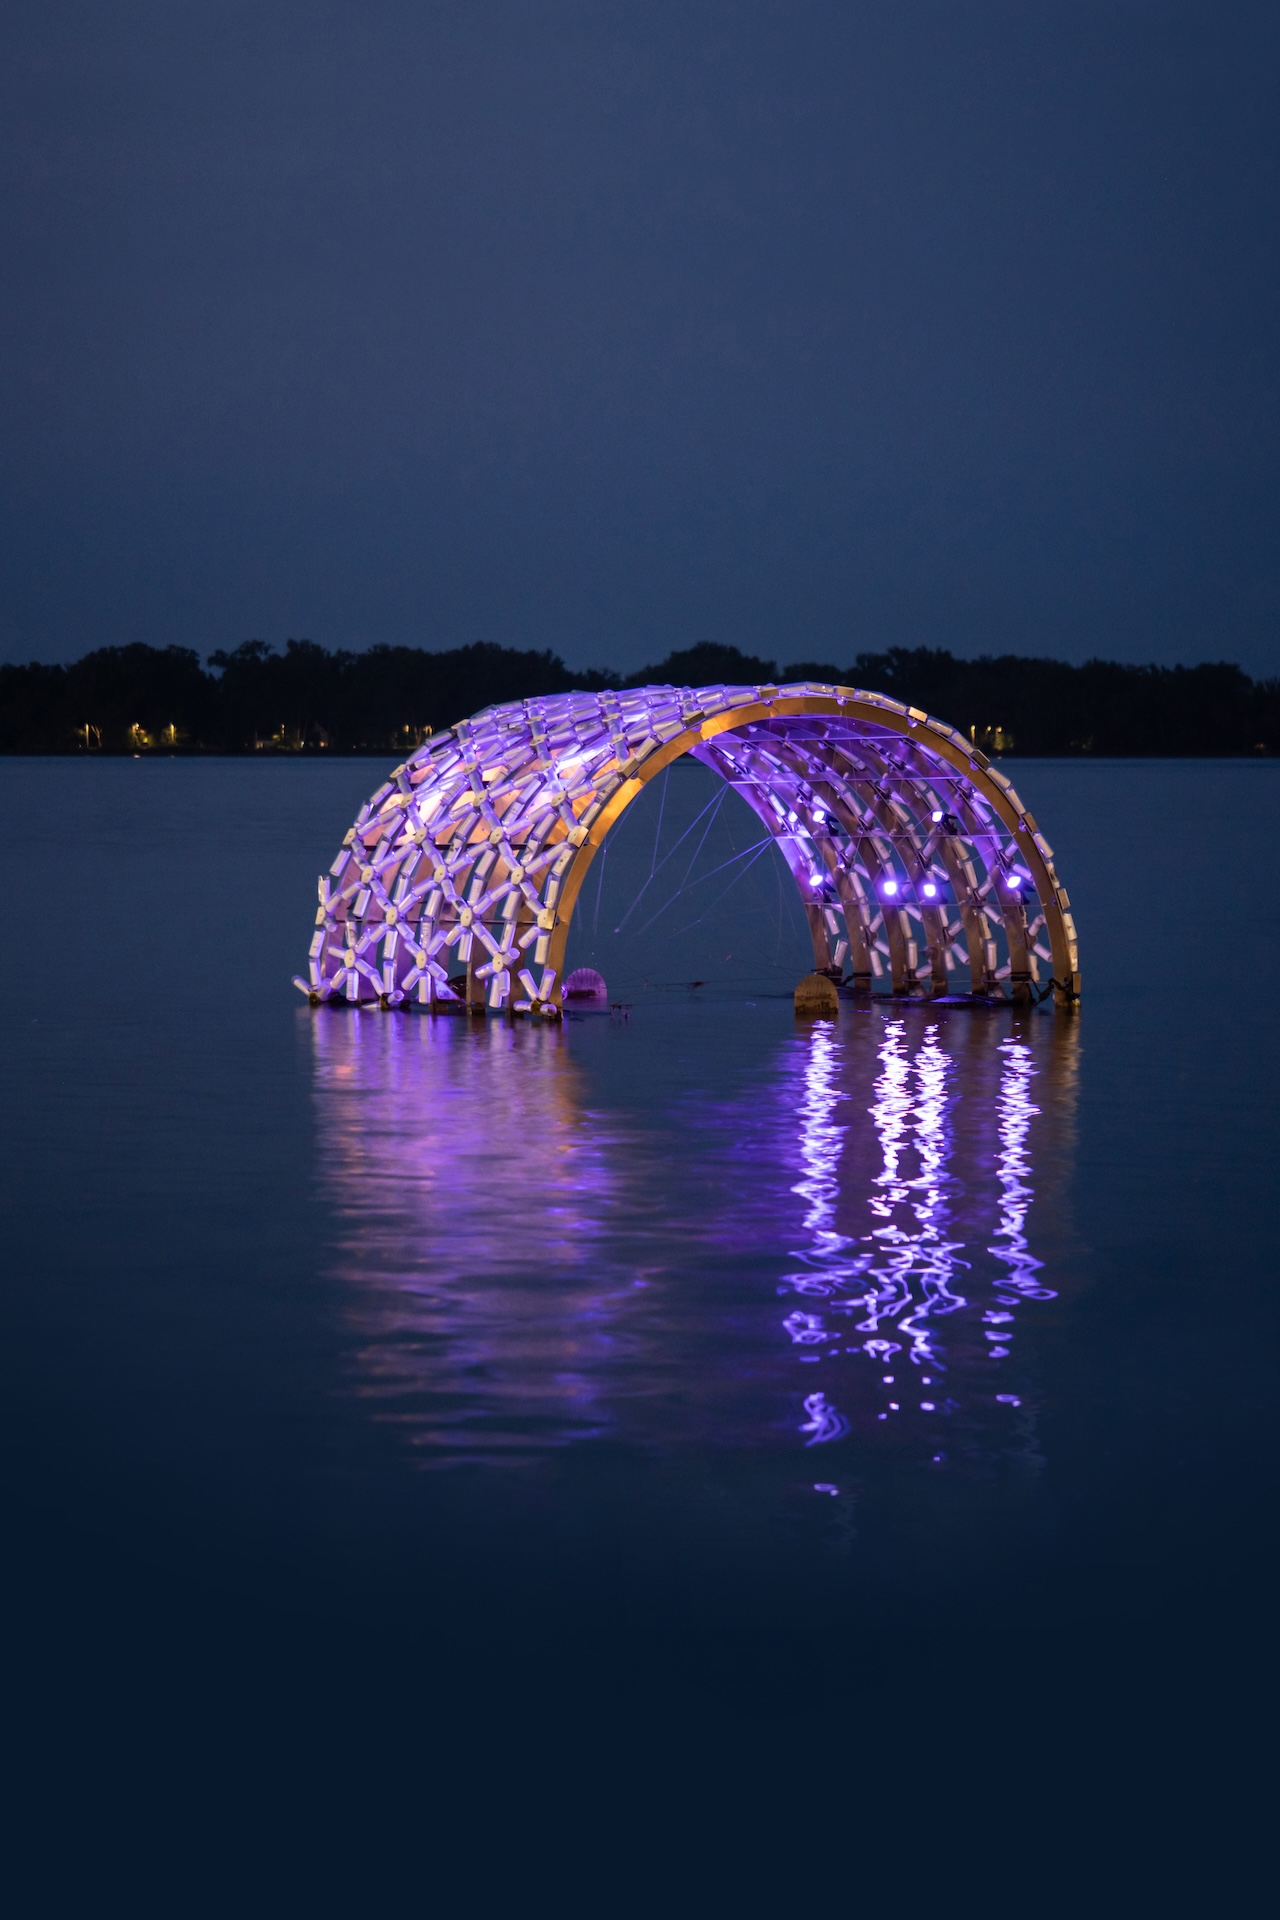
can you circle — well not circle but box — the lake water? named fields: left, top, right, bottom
left=2, top=755, right=1276, bottom=1741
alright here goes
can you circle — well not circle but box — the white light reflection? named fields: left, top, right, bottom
left=778, top=1025, right=866, bottom=1446
left=782, top=1026, right=867, bottom=1297
left=989, top=1036, right=1057, bottom=1356
left=800, top=1392, right=850, bottom=1445
left=858, top=1022, right=967, bottom=1374
left=780, top=1012, right=1065, bottom=1465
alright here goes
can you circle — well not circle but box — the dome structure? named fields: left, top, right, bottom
left=296, top=680, right=1080, bottom=1013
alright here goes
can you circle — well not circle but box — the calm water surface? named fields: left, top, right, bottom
left=1, top=756, right=1276, bottom=1713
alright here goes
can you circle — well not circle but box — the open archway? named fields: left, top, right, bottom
left=297, top=681, right=1080, bottom=1012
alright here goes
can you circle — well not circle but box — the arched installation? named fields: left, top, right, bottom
left=297, top=682, right=1080, bottom=1012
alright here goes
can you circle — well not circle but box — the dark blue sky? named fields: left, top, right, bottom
left=2, top=1, right=1278, bottom=672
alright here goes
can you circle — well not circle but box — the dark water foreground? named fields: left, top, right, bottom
left=1, top=757, right=1275, bottom=1886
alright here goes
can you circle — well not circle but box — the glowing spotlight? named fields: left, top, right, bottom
left=930, top=809, right=944, bottom=822
left=1005, top=874, right=1021, bottom=890
left=883, top=879, right=899, bottom=897
left=922, top=882, right=938, bottom=898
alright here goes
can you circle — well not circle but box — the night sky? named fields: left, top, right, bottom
left=2, top=2, right=1277, bottom=673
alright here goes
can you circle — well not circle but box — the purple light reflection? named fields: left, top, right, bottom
left=311, top=1013, right=642, bottom=1468
left=777, top=1012, right=1073, bottom=1464
left=310, top=996, right=1075, bottom=1485
left=800, top=1392, right=851, bottom=1444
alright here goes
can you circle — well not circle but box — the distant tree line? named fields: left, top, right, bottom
left=0, top=635, right=1277, bottom=756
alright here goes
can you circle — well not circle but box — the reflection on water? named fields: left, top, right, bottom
left=312, top=1006, right=1077, bottom=1479
left=311, top=1016, right=644, bottom=1466
left=777, top=1017, right=1075, bottom=1479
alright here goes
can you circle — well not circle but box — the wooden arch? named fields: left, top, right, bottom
left=298, top=682, right=1080, bottom=1012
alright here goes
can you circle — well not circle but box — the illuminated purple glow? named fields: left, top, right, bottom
left=299, top=679, right=1077, bottom=1009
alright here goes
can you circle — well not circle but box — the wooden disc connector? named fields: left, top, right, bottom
left=295, top=680, right=1080, bottom=1014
